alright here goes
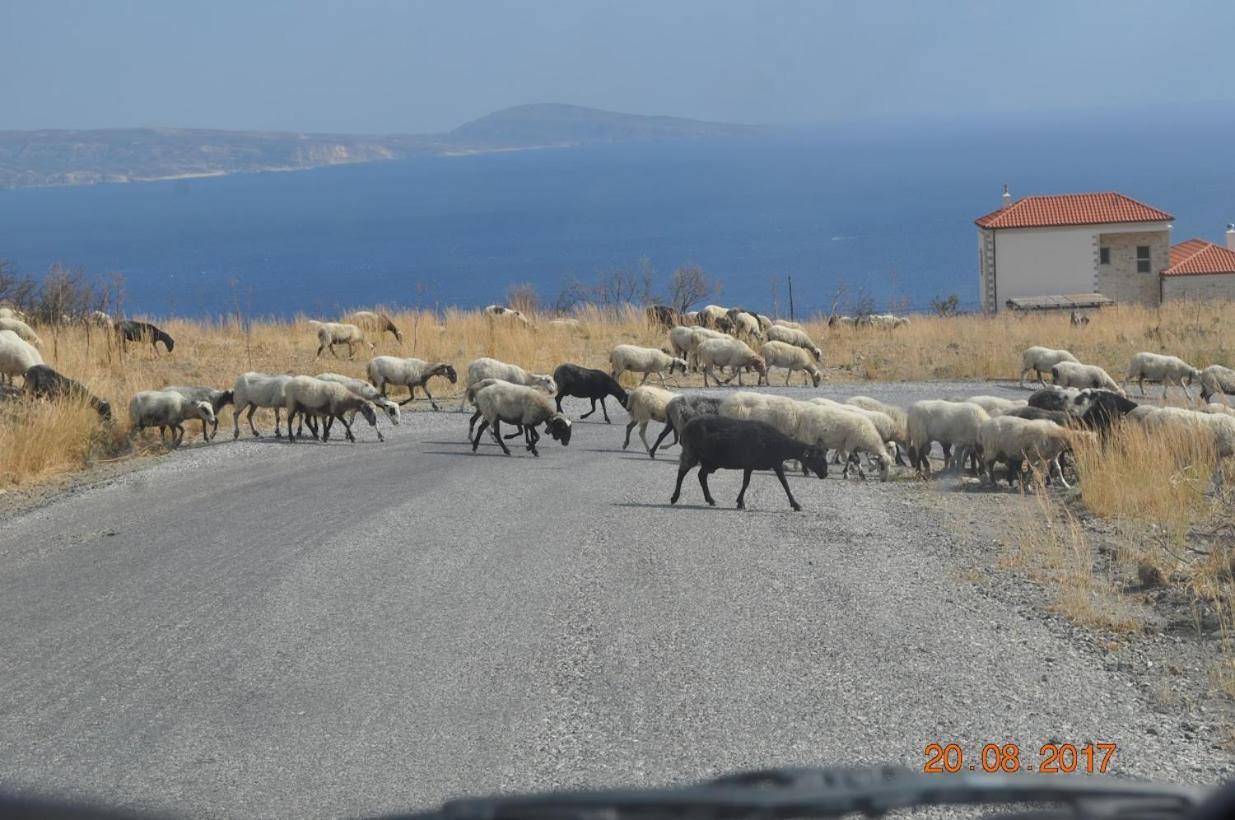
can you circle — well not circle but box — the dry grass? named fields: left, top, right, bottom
left=2, top=299, right=1234, bottom=488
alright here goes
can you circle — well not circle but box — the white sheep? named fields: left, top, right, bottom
left=623, top=384, right=676, bottom=454
left=1019, top=346, right=1080, bottom=388
left=0, top=317, right=42, bottom=348
left=1199, top=365, right=1235, bottom=405
left=727, top=309, right=763, bottom=345
left=809, top=398, right=900, bottom=461
left=232, top=372, right=294, bottom=438
left=283, top=375, right=379, bottom=443
left=721, top=392, right=892, bottom=480
left=609, top=344, right=687, bottom=386
left=128, top=390, right=216, bottom=446
left=1126, top=352, right=1200, bottom=400
left=1051, top=361, right=1124, bottom=394
left=87, top=310, right=113, bottom=326
left=845, top=395, right=909, bottom=464
left=165, top=385, right=234, bottom=441
left=760, top=340, right=822, bottom=386
left=668, top=325, right=697, bottom=362
left=774, top=318, right=803, bottom=329
left=962, top=395, right=1028, bottom=416
left=1142, top=407, right=1235, bottom=482
left=0, top=329, right=44, bottom=385
left=1201, top=403, right=1235, bottom=418
left=0, top=306, right=23, bottom=320
left=977, top=415, right=1091, bottom=489
left=483, top=305, right=532, bottom=326
left=461, top=357, right=555, bottom=411
left=316, top=372, right=401, bottom=439
left=344, top=310, right=403, bottom=343
left=308, top=321, right=374, bottom=359
left=469, top=379, right=572, bottom=456
left=697, top=304, right=730, bottom=329
left=906, top=399, right=991, bottom=476
left=367, top=356, right=459, bottom=410
left=765, top=324, right=822, bottom=361
left=695, top=337, right=766, bottom=387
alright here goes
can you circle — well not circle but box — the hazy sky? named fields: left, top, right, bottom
left=3, top=0, right=1232, bottom=133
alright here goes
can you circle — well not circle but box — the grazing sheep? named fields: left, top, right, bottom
left=668, top=325, right=697, bottom=362
left=695, top=337, right=766, bottom=387
left=1027, top=385, right=1082, bottom=412
left=623, top=384, right=676, bottom=454
left=1051, top=361, right=1124, bottom=394
left=1199, top=364, right=1235, bottom=405
left=776, top=318, right=805, bottom=329
left=21, top=365, right=111, bottom=420
left=115, top=320, right=174, bottom=354
left=609, top=344, right=687, bottom=387
left=646, top=304, right=680, bottom=330
left=906, top=399, right=990, bottom=476
left=283, top=375, right=379, bottom=443
left=962, top=395, right=1028, bottom=417
left=760, top=340, right=822, bottom=386
left=308, top=321, right=373, bottom=359
left=469, top=379, right=572, bottom=457
left=846, top=395, right=909, bottom=465
left=826, top=315, right=854, bottom=328
left=1143, top=407, right=1235, bottom=468
left=765, top=324, right=822, bottom=362
left=1126, top=351, right=1200, bottom=400
left=726, top=308, right=763, bottom=345
left=461, top=357, right=555, bottom=412
left=697, top=305, right=730, bottom=330
left=0, top=329, right=44, bottom=385
left=553, top=363, right=628, bottom=423
left=367, top=356, right=458, bottom=410
left=345, top=310, right=403, bottom=343
left=232, top=372, right=294, bottom=439
left=483, top=305, right=532, bottom=326
left=315, top=372, right=401, bottom=439
left=680, top=326, right=730, bottom=371
left=128, top=390, right=215, bottom=446
left=649, top=393, right=723, bottom=458
left=755, top=314, right=773, bottom=333
left=1068, top=389, right=1139, bottom=433
left=165, top=385, right=235, bottom=441
left=0, top=317, right=43, bottom=348
left=977, top=416, right=1091, bottom=489
left=809, top=399, right=900, bottom=466
left=670, top=416, right=828, bottom=511
left=1019, top=346, right=1079, bottom=388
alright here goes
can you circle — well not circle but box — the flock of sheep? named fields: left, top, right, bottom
left=4, top=300, right=1235, bottom=512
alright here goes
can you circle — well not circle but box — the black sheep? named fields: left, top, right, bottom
left=22, top=364, right=112, bottom=420
left=1073, top=389, right=1139, bottom=433
left=552, top=363, right=628, bottom=423
left=115, top=320, right=175, bottom=354
left=670, top=415, right=828, bottom=511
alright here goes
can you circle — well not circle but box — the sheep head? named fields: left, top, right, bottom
left=546, top=414, right=572, bottom=446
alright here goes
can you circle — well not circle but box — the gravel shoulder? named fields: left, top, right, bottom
left=0, top=379, right=1230, bottom=817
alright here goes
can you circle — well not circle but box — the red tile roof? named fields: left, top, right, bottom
left=975, top=192, right=1174, bottom=229
left=1163, top=238, right=1235, bottom=276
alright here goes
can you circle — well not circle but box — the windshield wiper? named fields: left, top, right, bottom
left=388, top=765, right=1211, bottom=820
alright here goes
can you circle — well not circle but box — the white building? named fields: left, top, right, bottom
left=976, top=189, right=1174, bottom=312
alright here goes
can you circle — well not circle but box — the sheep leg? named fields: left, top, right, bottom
left=274, top=407, right=283, bottom=438
left=1038, top=368, right=1047, bottom=388
left=398, top=385, right=417, bottom=406
left=316, top=343, right=326, bottom=357
left=200, top=418, right=209, bottom=441
left=894, top=442, right=907, bottom=467
left=337, top=414, right=356, bottom=443
left=468, top=410, right=483, bottom=438
left=471, top=419, right=488, bottom=452
left=623, top=420, right=636, bottom=449
left=697, top=466, right=717, bottom=506
left=638, top=421, right=652, bottom=453
left=580, top=398, right=597, bottom=419
left=639, top=371, right=651, bottom=386
left=1138, top=376, right=1146, bottom=397
left=489, top=420, right=512, bottom=455
left=735, top=468, right=753, bottom=509
left=649, top=420, right=674, bottom=458
left=670, top=464, right=692, bottom=504
left=526, top=426, right=540, bottom=457
left=600, top=398, right=611, bottom=423
left=421, top=385, right=441, bottom=411
left=773, top=464, right=802, bottom=511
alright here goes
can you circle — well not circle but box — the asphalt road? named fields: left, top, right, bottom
left=0, top=380, right=1228, bottom=817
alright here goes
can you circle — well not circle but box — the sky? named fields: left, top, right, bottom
left=2, top=0, right=1233, bottom=134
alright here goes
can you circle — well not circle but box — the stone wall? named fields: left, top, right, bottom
left=1097, top=230, right=1170, bottom=307
left=1162, top=273, right=1235, bottom=303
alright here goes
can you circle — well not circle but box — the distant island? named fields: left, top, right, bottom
left=0, top=104, right=761, bottom=189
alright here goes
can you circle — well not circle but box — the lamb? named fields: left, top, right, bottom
left=469, top=379, right=572, bottom=457
left=1019, top=346, right=1079, bottom=388
left=115, top=320, right=174, bottom=354
left=765, top=325, right=822, bottom=361
left=0, top=317, right=43, bottom=347
left=367, top=356, right=458, bottom=410
left=649, top=393, right=723, bottom=458
left=906, top=399, right=990, bottom=476
left=759, top=340, right=822, bottom=387
left=0, top=329, right=44, bottom=385
left=1199, top=364, right=1235, bottom=405
left=962, top=395, right=1028, bottom=417
left=1027, top=385, right=1081, bottom=413
left=21, top=365, right=112, bottom=420
left=128, top=390, right=216, bottom=446
left=345, top=310, right=403, bottom=343
left=461, top=357, right=555, bottom=412
left=308, top=321, right=373, bottom=359
left=283, top=375, right=379, bottom=443
left=165, top=385, right=235, bottom=441
left=609, top=344, right=687, bottom=386
left=231, top=372, right=294, bottom=438
left=695, top=337, right=766, bottom=387
left=670, top=416, right=829, bottom=511
left=1051, top=361, right=1124, bottom=394
left=977, top=416, right=1090, bottom=489
left=483, top=305, right=532, bottom=326
left=622, top=384, right=676, bottom=454
left=1126, top=351, right=1200, bottom=399
left=553, top=363, right=628, bottom=423
left=315, top=372, right=401, bottom=439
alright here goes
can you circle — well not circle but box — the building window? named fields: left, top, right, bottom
left=1099, top=247, right=1110, bottom=265
left=1136, top=245, right=1151, bottom=273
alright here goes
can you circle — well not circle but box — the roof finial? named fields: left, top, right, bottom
left=1001, top=183, right=1012, bottom=209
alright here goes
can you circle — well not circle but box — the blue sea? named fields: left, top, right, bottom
left=2, top=115, right=1233, bottom=318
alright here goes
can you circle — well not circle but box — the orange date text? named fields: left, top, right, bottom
left=923, top=742, right=1117, bottom=774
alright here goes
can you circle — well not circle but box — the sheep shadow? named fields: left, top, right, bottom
left=611, top=501, right=797, bottom=514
